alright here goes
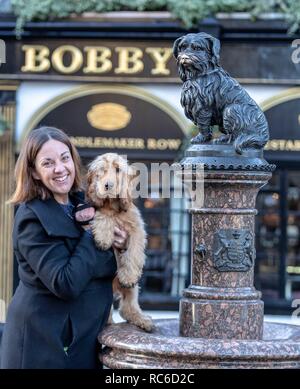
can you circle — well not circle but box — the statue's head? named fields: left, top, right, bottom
left=173, top=33, right=220, bottom=80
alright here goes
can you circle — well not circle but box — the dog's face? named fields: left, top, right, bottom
left=173, top=33, right=220, bottom=79
left=87, top=153, right=134, bottom=210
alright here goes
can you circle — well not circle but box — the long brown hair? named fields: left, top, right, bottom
left=9, top=126, right=82, bottom=204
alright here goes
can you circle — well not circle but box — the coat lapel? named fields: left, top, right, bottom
left=27, top=192, right=86, bottom=238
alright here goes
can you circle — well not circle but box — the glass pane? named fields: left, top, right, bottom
left=255, top=171, right=280, bottom=299
left=137, top=163, right=191, bottom=296
left=286, top=172, right=300, bottom=300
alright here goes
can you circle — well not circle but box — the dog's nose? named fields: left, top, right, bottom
left=180, top=54, right=189, bottom=60
left=104, top=181, right=114, bottom=191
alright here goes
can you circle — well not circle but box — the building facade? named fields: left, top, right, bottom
left=0, top=11, right=300, bottom=314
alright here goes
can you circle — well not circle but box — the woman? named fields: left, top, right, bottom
left=1, top=126, right=127, bottom=369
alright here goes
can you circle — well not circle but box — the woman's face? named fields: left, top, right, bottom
left=33, top=139, right=75, bottom=204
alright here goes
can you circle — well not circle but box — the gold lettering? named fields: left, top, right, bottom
left=157, top=139, right=168, bottom=150
left=115, top=47, right=144, bottom=74
left=136, top=139, right=145, bottom=149
left=83, top=47, right=112, bottom=74
left=286, top=140, right=295, bottom=151
left=70, top=136, right=145, bottom=149
left=167, top=139, right=181, bottom=150
left=52, top=45, right=83, bottom=74
left=147, top=138, right=182, bottom=150
left=146, top=47, right=172, bottom=75
left=279, top=140, right=286, bottom=150
left=147, top=138, right=157, bottom=150
left=20, top=44, right=175, bottom=76
left=21, top=45, right=50, bottom=73
left=265, top=139, right=300, bottom=151
left=70, top=136, right=182, bottom=150
left=70, top=137, right=93, bottom=147
left=265, top=140, right=278, bottom=151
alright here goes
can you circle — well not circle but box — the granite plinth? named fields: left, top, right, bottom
left=174, top=145, right=271, bottom=340
left=99, top=319, right=300, bottom=369
left=180, top=298, right=264, bottom=339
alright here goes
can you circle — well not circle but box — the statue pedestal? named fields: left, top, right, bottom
left=178, top=144, right=271, bottom=340
left=99, top=319, right=300, bottom=368
left=99, top=145, right=300, bottom=368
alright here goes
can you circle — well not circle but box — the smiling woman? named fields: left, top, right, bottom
left=32, top=139, right=76, bottom=204
left=9, top=126, right=82, bottom=204
left=0, top=126, right=129, bottom=369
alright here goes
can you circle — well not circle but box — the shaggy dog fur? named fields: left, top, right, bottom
left=86, top=153, right=154, bottom=332
left=173, top=32, right=269, bottom=154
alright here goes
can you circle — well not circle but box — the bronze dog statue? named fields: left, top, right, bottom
left=173, top=32, right=269, bottom=154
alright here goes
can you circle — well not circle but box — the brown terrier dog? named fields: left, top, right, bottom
left=86, top=153, right=154, bottom=332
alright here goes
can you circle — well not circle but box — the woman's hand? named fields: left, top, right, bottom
left=74, top=204, right=95, bottom=231
left=113, top=226, right=129, bottom=253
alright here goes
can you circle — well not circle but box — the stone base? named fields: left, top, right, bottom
left=180, top=296, right=263, bottom=339
left=99, top=319, right=300, bottom=369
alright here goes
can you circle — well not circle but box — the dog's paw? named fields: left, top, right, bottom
left=95, top=240, right=111, bottom=250
left=191, top=133, right=212, bottom=144
left=234, top=144, right=243, bottom=155
left=102, top=243, right=111, bottom=250
left=135, top=315, right=155, bottom=333
left=213, top=134, right=232, bottom=144
left=119, top=281, right=138, bottom=289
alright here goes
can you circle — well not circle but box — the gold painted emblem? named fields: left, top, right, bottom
left=87, top=103, right=131, bottom=130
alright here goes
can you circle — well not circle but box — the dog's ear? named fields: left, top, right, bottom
left=206, top=35, right=220, bottom=65
left=127, top=165, right=139, bottom=181
left=173, top=36, right=183, bottom=59
left=86, top=168, right=96, bottom=197
left=94, top=198, right=104, bottom=209
left=86, top=169, right=102, bottom=207
left=119, top=198, right=130, bottom=212
left=86, top=168, right=94, bottom=187
left=173, top=36, right=189, bottom=82
left=117, top=164, right=135, bottom=211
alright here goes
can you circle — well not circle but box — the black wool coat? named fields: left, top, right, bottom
left=0, top=193, right=117, bottom=369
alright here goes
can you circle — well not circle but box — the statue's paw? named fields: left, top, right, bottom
left=234, top=144, right=243, bottom=155
left=191, top=133, right=212, bottom=144
left=213, top=134, right=232, bottom=144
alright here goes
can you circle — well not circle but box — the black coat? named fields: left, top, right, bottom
left=0, top=193, right=117, bottom=369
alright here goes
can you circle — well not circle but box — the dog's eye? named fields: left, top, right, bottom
left=193, top=45, right=202, bottom=51
left=180, top=43, right=187, bottom=50
left=115, top=167, right=120, bottom=174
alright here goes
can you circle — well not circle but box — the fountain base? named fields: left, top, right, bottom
left=99, top=319, right=300, bottom=369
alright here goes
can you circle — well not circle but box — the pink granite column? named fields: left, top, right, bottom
left=178, top=147, right=272, bottom=340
